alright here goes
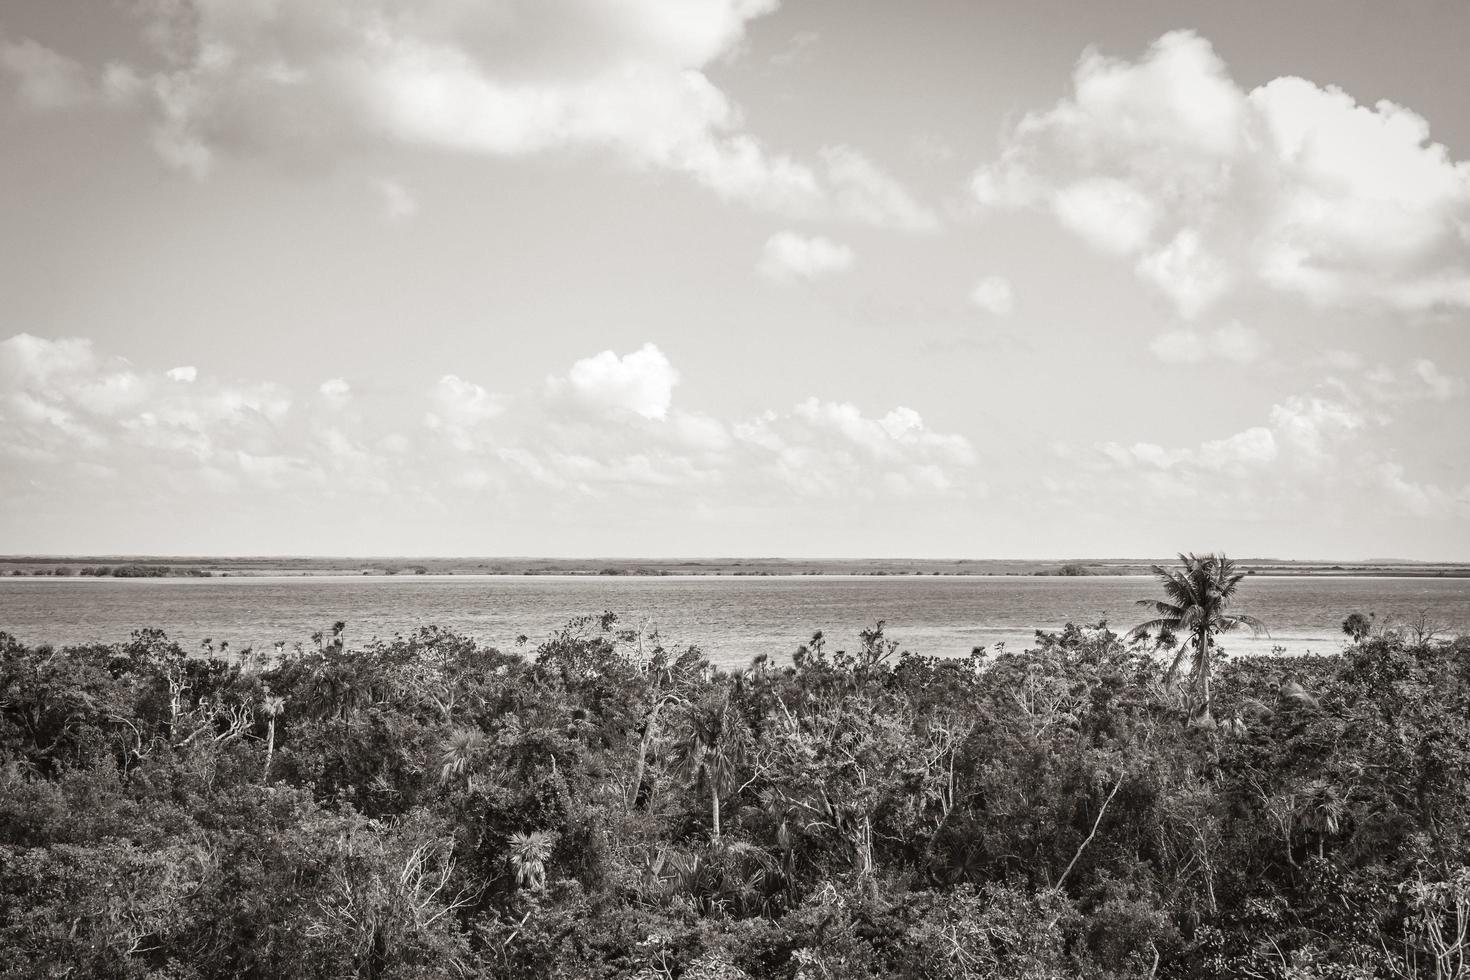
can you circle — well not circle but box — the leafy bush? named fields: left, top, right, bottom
left=0, top=616, right=1465, bottom=978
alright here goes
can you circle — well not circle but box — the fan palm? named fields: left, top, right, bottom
left=1129, top=552, right=1266, bottom=723
left=1295, top=779, right=1346, bottom=860
left=440, top=729, right=488, bottom=791
left=671, top=695, right=749, bottom=843
left=508, top=830, right=554, bottom=891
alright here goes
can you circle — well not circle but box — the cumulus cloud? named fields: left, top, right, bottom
left=1, top=333, right=977, bottom=510
left=0, top=333, right=293, bottom=474
left=1266, top=395, right=1365, bottom=460
left=1376, top=461, right=1467, bottom=519
left=973, top=30, right=1470, bottom=316
left=550, top=343, right=680, bottom=420
left=1090, top=361, right=1466, bottom=518
left=1339, top=358, right=1467, bottom=406
left=319, top=378, right=352, bottom=408
left=419, top=345, right=976, bottom=499
left=1098, top=392, right=1369, bottom=477
left=11, top=1, right=933, bottom=230
left=1149, top=322, right=1266, bottom=364
left=1099, top=425, right=1279, bottom=474
left=424, top=374, right=505, bottom=452
left=758, top=231, right=854, bottom=282
left=969, top=276, right=1014, bottom=316
left=732, top=399, right=975, bottom=497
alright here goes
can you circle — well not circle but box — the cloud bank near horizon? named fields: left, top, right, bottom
left=2, top=332, right=1462, bottom=556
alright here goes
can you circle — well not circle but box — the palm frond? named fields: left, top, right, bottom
left=1127, top=618, right=1179, bottom=640
left=1135, top=599, right=1186, bottom=617
left=1225, top=614, right=1269, bottom=637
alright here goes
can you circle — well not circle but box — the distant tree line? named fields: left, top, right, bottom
left=6, top=565, right=214, bottom=578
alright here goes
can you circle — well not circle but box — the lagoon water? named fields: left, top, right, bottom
left=1, top=574, right=1466, bottom=667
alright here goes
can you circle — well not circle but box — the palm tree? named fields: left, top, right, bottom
left=672, top=695, right=749, bottom=844
left=261, top=694, right=286, bottom=780
left=1295, top=779, right=1346, bottom=861
left=439, top=729, right=487, bottom=791
left=628, top=648, right=705, bottom=809
left=1129, top=553, right=1266, bottom=723
left=508, top=831, right=554, bottom=891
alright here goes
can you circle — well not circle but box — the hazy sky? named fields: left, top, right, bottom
left=1, top=0, right=1468, bottom=559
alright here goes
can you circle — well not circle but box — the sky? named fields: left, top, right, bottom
left=0, top=0, right=1468, bottom=560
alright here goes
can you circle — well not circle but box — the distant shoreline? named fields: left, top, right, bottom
left=3, top=556, right=1469, bottom=579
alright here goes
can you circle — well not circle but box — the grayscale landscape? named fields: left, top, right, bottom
left=2, top=1, right=1468, bottom=978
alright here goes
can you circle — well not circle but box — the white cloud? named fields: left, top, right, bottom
left=1267, top=395, right=1364, bottom=459
left=1048, top=179, right=1158, bottom=256
left=40, top=0, right=931, bottom=230
left=758, top=231, right=854, bottom=282
left=0, top=333, right=97, bottom=386
left=425, top=374, right=505, bottom=451
left=1376, top=462, right=1467, bottom=519
left=821, top=145, right=939, bottom=233
left=0, top=332, right=986, bottom=522
left=1150, top=322, right=1265, bottom=364
left=1413, top=359, right=1465, bottom=400
left=1099, top=425, right=1279, bottom=474
left=0, top=333, right=293, bottom=471
left=552, top=343, right=680, bottom=420
left=100, top=62, right=143, bottom=105
left=319, top=378, right=352, bottom=406
left=0, top=333, right=999, bottom=526
left=1336, top=358, right=1467, bottom=406
left=791, top=400, right=974, bottom=465
left=417, top=345, right=978, bottom=499
left=969, top=275, right=1014, bottom=316
left=733, top=399, right=975, bottom=497
left=0, top=33, right=92, bottom=110
left=1198, top=427, right=1278, bottom=468
left=375, top=178, right=419, bottom=221
left=1134, top=229, right=1230, bottom=319
left=1088, top=371, right=1470, bottom=519
left=973, top=30, right=1470, bottom=315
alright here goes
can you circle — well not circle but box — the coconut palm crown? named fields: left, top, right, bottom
left=1129, top=552, right=1266, bottom=722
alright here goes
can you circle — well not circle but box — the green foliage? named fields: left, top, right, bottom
left=1342, top=611, right=1375, bottom=643
left=0, top=613, right=1466, bottom=979
left=1130, top=552, right=1266, bottom=723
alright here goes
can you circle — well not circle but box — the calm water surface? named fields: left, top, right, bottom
left=2, top=575, right=1466, bottom=667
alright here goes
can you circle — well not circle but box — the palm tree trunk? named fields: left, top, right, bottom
left=629, top=698, right=664, bottom=808
left=263, top=718, right=276, bottom=780
left=711, top=783, right=722, bottom=844
left=1195, top=627, right=1213, bottom=722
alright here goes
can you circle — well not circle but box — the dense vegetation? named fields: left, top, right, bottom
left=6, top=565, right=215, bottom=578
left=3, top=602, right=1469, bottom=978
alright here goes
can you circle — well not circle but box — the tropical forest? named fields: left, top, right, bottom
left=3, top=554, right=1469, bottom=979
